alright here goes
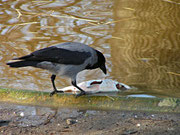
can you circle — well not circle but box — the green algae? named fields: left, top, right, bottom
left=0, top=87, right=179, bottom=113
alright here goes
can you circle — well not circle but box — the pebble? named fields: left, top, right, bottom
left=136, top=123, right=141, bottom=127
left=20, top=112, right=24, bottom=117
left=66, top=119, right=77, bottom=125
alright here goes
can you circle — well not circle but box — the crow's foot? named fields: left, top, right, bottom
left=50, top=90, right=64, bottom=97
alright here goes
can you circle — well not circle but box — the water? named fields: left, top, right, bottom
left=0, top=0, right=180, bottom=98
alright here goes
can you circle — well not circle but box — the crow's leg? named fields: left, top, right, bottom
left=50, top=75, right=64, bottom=96
left=72, top=80, right=86, bottom=97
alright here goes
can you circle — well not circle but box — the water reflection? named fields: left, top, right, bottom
left=111, top=0, right=180, bottom=97
left=0, top=0, right=180, bottom=97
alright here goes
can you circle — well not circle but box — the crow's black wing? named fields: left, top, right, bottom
left=15, top=46, right=91, bottom=65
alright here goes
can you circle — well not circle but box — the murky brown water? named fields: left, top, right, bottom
left=1, top=0, right=180, bottom=98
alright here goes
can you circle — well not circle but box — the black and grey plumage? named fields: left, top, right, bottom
left=6, top=42, right=107, bottom=97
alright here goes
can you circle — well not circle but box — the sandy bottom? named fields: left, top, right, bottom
left=0, top=102, right=179, bottom=135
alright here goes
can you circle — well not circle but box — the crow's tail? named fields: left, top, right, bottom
left=6, top=61, right=39, bottom=68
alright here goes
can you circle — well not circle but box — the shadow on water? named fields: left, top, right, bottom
left=0, top=0, right=180, bottom=98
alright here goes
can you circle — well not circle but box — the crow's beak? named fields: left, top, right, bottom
left=100, top=64, right=107, bottom=74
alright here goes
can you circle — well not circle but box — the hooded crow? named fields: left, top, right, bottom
left=6, top=42, right=107, bottom=97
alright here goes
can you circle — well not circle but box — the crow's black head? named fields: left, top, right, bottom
left=96, top=50, right=107, bottom=74
left=85, top=50, right=107, bottom=74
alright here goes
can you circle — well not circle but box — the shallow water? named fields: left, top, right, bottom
left=0, top=0, right=180, bottom=98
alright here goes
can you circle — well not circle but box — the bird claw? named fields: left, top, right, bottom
left=50, top=90, right=64, bottom=97
left=75, top=91, right=86, bottom=98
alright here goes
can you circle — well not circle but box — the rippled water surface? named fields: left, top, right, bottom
left=1, top=0, right=180, bottom=98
